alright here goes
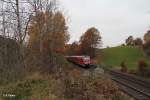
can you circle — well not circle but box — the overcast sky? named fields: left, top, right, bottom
left=60, top=0, right=150, bottom=47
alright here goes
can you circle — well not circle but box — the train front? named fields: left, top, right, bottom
left=83, top=56, right=91, bottom=66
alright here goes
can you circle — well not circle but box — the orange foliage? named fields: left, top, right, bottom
left=28, top=11, right=69, bottom=54
left=79, top=27, right=101, bottom=58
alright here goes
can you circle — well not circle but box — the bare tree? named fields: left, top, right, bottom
left=0, top=1, right=7, bottom=36
left=0, top=0, right=32, bottom=46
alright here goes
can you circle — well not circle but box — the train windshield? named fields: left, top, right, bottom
left=84, top=56, right=90, bottom=60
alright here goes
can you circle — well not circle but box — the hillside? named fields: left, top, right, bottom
left=101, top=46, right=150, bottom=69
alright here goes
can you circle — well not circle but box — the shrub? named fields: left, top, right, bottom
left=63, top=74, right=120, bottom=100
left=137, top=60, right=150, bottom=77
left=0, top=69, right=131, bottom=100
left=0, top=36, right=25, bottom=85
left=120, top=61, right=128, bottom=73
left=128, top=69, right=137, bottom=75
left=25, top=50, right=70, bottom=75
left=143, top=41, right=150, bottom=57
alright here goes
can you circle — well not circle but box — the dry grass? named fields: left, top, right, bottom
left=0, top=65, right=131, bottom=100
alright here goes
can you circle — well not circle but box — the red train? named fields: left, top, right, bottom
left=65, top=56, right=91, bottom=67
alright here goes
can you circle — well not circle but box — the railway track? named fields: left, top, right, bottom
left=69, top=63, right=150, bottom=100
left=105, top=68, right=150, bottom=100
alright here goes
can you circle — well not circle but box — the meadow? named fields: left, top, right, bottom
left=101, top=46, right=150, bottom=69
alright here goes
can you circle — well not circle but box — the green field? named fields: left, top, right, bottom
left=101, top=46, right=150, bottom=69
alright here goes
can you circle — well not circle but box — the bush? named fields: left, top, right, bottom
left=63, top=74, right=120, bottom=100
left=25, top=49, right=70, bottom=75
left=137, top=60, right=150, bottom=77
left=0, top=36, right=25, bottom=85
left=128, top=69, right=137, bottom=75
left=143, top=41, right=150, bottom=57
left=120, top=61, right=128, bottom=73
left=0, top=68, right=131, bottom=100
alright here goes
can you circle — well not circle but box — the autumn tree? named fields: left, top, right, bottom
left=143, top=30, right=150, bottom=57
left=134, top=38, right=143, bottom=46
left=144, top=30, right=150, bottom=43
left=125, top=36, right=134, bottom=46
left=27, top=0, right=69, bottom=72
left=143, top=41, right=150, bottom=57
left=27, top=0, right=70, bottom=54
left=28, top=11, right=69, bottom=54
left=79, top=27, right=101, bottom=58
left=28, top=12, right=45, bottom=53
left=50, top=11, right=70, bottom=53
left=67, top=41, right=79, bottom=55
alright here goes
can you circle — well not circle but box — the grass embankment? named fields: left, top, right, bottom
left=101, top=46, right=150, bottom=69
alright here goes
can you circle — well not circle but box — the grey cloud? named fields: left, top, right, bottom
left=61, top=0, right=150, bottom=47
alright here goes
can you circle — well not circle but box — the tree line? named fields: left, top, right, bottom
left=0, top=0, right=70, bottom=74
left=125, top=30, right=150, bottom=57
left=0, top=0, right=102, bottom=75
